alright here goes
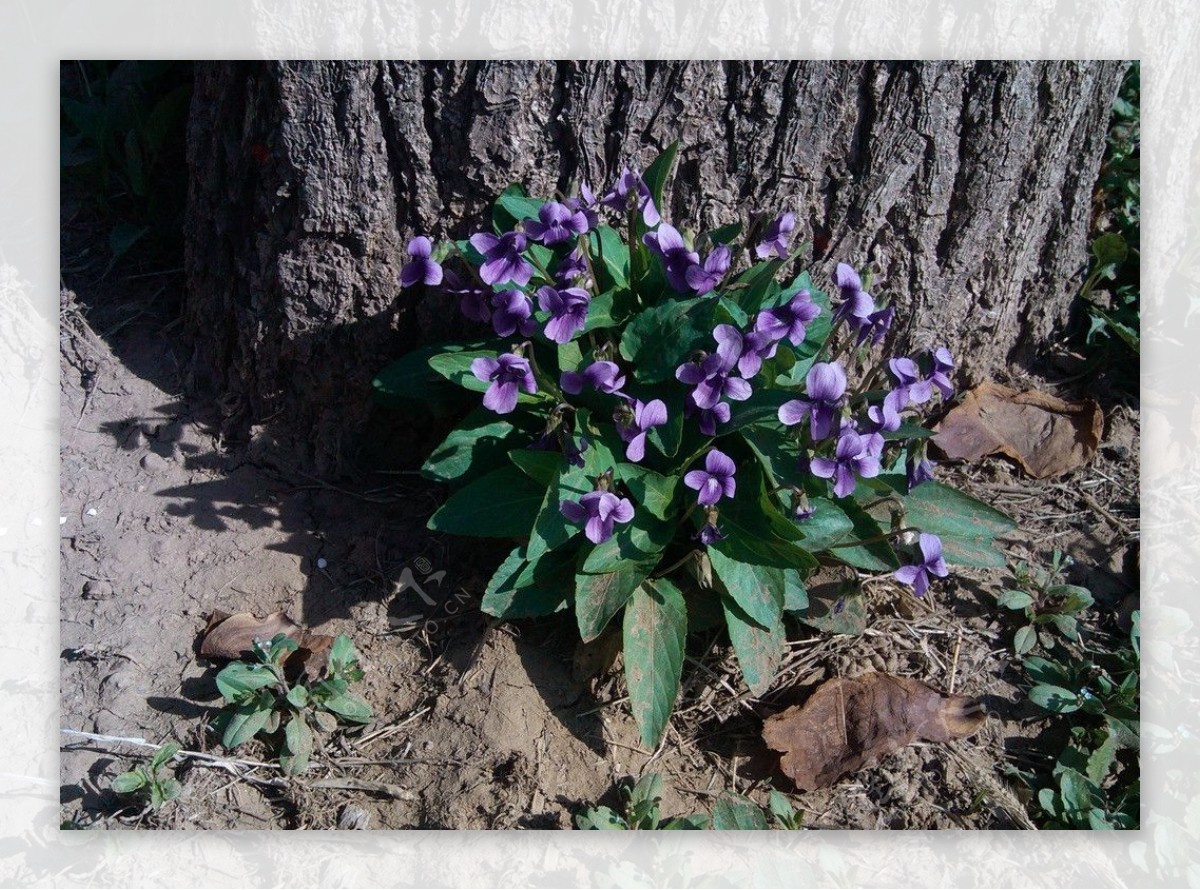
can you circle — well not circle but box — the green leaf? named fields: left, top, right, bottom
left=712, top=794, right=771, bottom=830
left=286, top=685, right=309, bottom=709
left=481, top=544, right=576, bottom=619
left=768, top=789, right=797, bottom=824
left=427, top=465, right=547, bottom=538
left=526, top=457, right=595, bottom=561
left=214, top=661, right=277, bottom=703
left=1029, top=683, right=1081, bottom=713
left=705, top=459, right=820, bottom=573
left=721, top=591, right=785, bottom=696
left=575, top=806, right=627, bottom=830
left=372, top=343, right=483, bottom=411
left=619, top=296, right=713, bottom=383
left=642, top=141, right=679, bottom=216
left=1091, top=232, right=1128, bottom=268
left=328, top=634, right=358, bottom=675
left=798, top=584, right=867, bottom=636
left=1014, top=625, right=1037, bottom=656
left=581, top=509, right=673, bottom=573
left=422, top=409, right=521, bottom=484
left=159, top=778, right=182, bottom=803
left=493, top=184, right=545, bottom=232
left=590, top=225, right=630, bottom=290
left=707, top=547, right=784, bottom=631
left=1023, top=655, right=1071, bottom=687
left=222, top=693, right=275, bottom=748
left=822, top=498, right=897, bottom=571
left=1048, top=584, right=1094, bottom=613
left=708, top=222, right=743, bottom=247
left=280, top=715, right=314, bottom=775
left=576, top=558, right=656, bottom=642
left=996, top=589, right=1035, bottom=610
left=508, top=449, right=563, bottom=487
left=617, top=464, right=680, bottom=521
left=111, top=771, right=147, bottom=794
left=623, top=579, right=688, bottom=748
left=1086, top=730, right=1119, bottom=786
left=869, top=477, right=1015, bottom=568
left=661, top=814, right=711, bottom=830
left=321, top=692, right=373, bottom=723
left=1058, top=768, right=1101, bottom=825
left=150, top=741, right=180, bottom=772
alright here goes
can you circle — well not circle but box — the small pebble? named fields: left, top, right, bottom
left=59, top=517, right=67, bottom=526
left=317, top=558, right=328, bottom=569
left=85, top=508, right=98, bottom=517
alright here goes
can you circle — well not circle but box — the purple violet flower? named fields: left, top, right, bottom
left=860, top=304, right=894, bottom=347
left=755, top=289, right=821, bottom=346
left=713, top=323, right=778, bottom=379
left=778, top=361, right=848, bottom=441
left=560, top=491, right=635, bottom=545
left=537, top=286, right=591, bottom=344
left=685, top=245, right=731, bottom=294
left=600, top=167, right=660, bottom=226
left=525, top=201, right=591, bottom=245
left=400, top=236, right=444, bottom=288
left=490, top=289, right=538, bottom=338
left=555, top=247, right=588, bottom=287
left=888, top=356, right=934, bottom=405
left=831, top=263, right=876, bottom=336
left=755, top=212, right=796, bottom=260
left=676, top=349, right=752, bottom=410
left=930, top=347, right=955, bottom=399
left=443, top=269, right=491, bottom=323
left=793, top=502, right=816, bottom=522
left=644, top=224, right=700, bottom=293
left=470, top=354, right=537, bottom=415
left=894, top=533, right=949, bottom=597
left=470, top=231, right=534, bottom=287
left=906, top=454, right=936, bottom=491
left=617, top=399, right=668, bottom=463
left=686, top=399, right=731, bottom=436
left=810, top=427, right=881, bottom=498
left=565, top=181, right=601, bottom=230
left=560, top=360, right=626, bottom=395
left=684, top=449, right=737, bottom=506
left=865, top=389, right=906, bottom=433
left=696, top=521, right=725, bottom=546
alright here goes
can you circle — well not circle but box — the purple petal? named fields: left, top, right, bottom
left=810, top=456, right=837, bottom=479
left=470, top=232, right=499, bottom=255
left=705, top=449, right=736, bottom=478
left=778, top=400, right=810, bottom=427
left=560, top=371, right=584, bottom=394
left=834, top=465, right=857, bottom=498
left=698, top=477, right=723, bottom=506
left=807, top=362, right=847, bottom=402
left=723, top=377, right=752, bottom=402
left=408, top=236, right=432, bottom=258
left=676, top=361, right=708, bottom=386
left=483, top=380, right=518, bottom=414
left=422, top=261, right=443, bottom=286
left=471, top=357, right=500, bottom=382
left=637, top=399, right=668, bottom=430
left=834, top=262, right=861, bottom=292
left=585, top=516, right=610, bottom=544
left=683, top=470, right=710, bottom=492
left=611, top=498, right=635, bottom=524
left=544, top=313, right=581, bottom=344
left=918, top=533, right=944, bottom=564
left=560, top=500, right=587, bottom=524
left=625, top=432, right=647, bottom=463
left=894, top=565, right=920, bottom=586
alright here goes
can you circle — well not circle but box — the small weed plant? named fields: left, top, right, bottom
left=111, top=741, right=182, bottom=811
left=213, top=633, right=372, bottom=775
left=996, top=549, right=1095, bottom=655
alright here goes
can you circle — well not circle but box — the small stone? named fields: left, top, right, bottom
left=317, top=558, right=328, bottom=569
left=140, top=453, right=169, bottom=473
left=85, top=508, right=98, bottom=517
left=82, top=579, right=114, bottom=600
left=59, top=517, right=67, bottom=526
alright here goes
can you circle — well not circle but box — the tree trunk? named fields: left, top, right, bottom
left=184, top=60, right=1125, bottom=475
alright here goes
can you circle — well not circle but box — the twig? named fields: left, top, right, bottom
left=948, top=627, right=963, bottom=695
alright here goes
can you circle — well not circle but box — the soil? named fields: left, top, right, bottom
left=58, top=266, right=1140, bottom=831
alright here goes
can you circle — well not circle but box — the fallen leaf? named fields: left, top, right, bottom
left=931, top=383, right=1103, bottom=478
left=762, top=672, right=985, bottom=791
left=200, top=610, right=334, bottom=678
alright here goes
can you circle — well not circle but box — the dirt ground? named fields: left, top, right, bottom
left=58, top=270, right=1140, bottom=831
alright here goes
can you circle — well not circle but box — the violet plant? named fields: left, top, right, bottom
left=376, top=143, right=1015, bottom=747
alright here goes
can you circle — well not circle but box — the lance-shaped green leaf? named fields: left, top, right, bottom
left=712, top=794, right=771, bottom=830
left=492, top=183, right=545, bottom=232
left=575, top=556, right=657, bottom=643
left=721, top=591, right=785, bottom=697
left=526, top=458, right=594, bottom=561
left=481, top=544, right=576, bottom=619
left=372, top=343, right=485, bottom=412
left=428, top=350, right=543, bottom=408
left=427, top=464, right=547, bottom=538
left=421, top=408, right=520, bottom=484
left=706, top=546, right=785, bottom=632
left=589, top=225, right=630, bottom=290
left=642, top=140, right=679, bottom=216
left=623, top=578, right=688, bottom=748
left=617, top=464, right=680, bottom=521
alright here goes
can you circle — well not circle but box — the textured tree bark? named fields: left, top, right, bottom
left=184, top=60, right=1125, bottom=475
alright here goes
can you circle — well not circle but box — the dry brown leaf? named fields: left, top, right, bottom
left=200, top=610, right=334, bottom=677
left=931, top=382, right=1103, bottom=478
left=761, top=672, right=985, bottom=792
